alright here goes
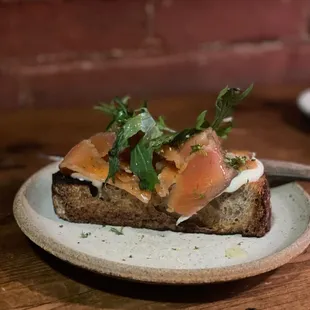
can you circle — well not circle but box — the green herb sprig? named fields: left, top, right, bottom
left=225, top=155, right=248, bottom=170
left=110, top=227, right=124, bottom=235
left=190, top=144, right=203, bottom=154
left=95, top=84, right=253, bottom=191
left=80, top=231, right=91, bottom=238
left=211, top=85, right=253, bottom=131
left=95, top=96, right=132, bottom=131
left=170, top=84, right=253, bottom=145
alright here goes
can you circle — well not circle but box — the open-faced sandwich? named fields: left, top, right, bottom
left=52, top=85, right=271, bottom=237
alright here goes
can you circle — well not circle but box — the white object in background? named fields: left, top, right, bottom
left=297, top=89, right=310, bottom=117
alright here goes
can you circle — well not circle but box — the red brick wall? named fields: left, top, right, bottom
left=1, top=0, right=310, bottom=108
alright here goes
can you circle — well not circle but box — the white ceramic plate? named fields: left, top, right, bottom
left=13, top=162, right=310, bottom=284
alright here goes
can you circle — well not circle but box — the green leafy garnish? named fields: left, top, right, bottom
left=105, top=102, right=178, bottom=190
left=216, top=121, right=233, bottom=139
left=94, top=96, right=132, bottom=130
left=107, top=111, right=159, bottom=183
left=211, top=85, right=253, bottom=132
left=130, top=143, right=159, bottom=190
left=95, top=84, right=253, bottom=192
left=195, top=110, right=209, bottom=130
left=170, top=128, right=198, bottom=146
left=190, top=144, right=203, bottom=154
left=157, top=116, right=167, bottom=131
left=110, top=227, right=124, bottom=235
left=156, top=115, right=176, bottom=133
left=169, top=111, right=209, bottom=146
left=225, top=155, right=247, bottom=170
left=149, top=133, right=176, bottom=151
left=171, top=85, right=253, bottom=144
left=80, top=231, right=91, bottom=238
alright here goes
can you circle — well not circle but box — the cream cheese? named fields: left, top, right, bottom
left=71, top=173, right=103, bottom=195
left=224, top=159, right=264, bottom=193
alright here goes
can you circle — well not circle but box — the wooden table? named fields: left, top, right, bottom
left=1, top=92, right=310, bottom=310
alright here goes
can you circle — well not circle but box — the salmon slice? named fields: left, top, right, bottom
left=159, top=146, right=183, bottom=169
left=60, top=132, right=116, bottom=179
left=161, top=129, right=215, bottom=172
left=155, top=164, right=178, bottom=197
left=59, top=139, right=110, bottom=181
left=167, top=129, right=237, bottom=216
left=113, top=174, right=151, bottom=203
left=89, top=132, right=116, bottom=157
left=59, top=132, right=151, bottom=203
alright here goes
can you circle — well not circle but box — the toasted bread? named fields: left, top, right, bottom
left=52, top=171, right=271, bottom=237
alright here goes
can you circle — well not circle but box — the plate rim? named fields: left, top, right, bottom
left=13, top=162, right=310, bottom=284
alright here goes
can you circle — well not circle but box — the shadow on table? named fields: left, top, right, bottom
left=31, top=243, right=274, bottom=304
left=0, top=179, right=25, bottom=224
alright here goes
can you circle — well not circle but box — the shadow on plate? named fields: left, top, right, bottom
left=31, top=242, right=274, bottom=304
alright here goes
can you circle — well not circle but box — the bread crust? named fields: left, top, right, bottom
left=52, top=171, right=271, bottom=237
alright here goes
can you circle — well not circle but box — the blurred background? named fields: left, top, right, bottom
left=1, top=0, right=310, bottom=109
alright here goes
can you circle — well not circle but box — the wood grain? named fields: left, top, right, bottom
left=1, top=93, right=310, bottom=310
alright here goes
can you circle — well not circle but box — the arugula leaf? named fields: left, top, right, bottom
left=128, top=113, right=165, bottom=190
left=108, top=110, right=164, bottom=190
left=195, top=110, right=208, bottom=130
left=170, top=85, right=252, bottom=145
left=170, top=111, right=210, bottom=146
left=97, top=86, right=253, bottom=192
left=107, top=112, right=153, bottom=181
left=170, top=128, right=198, bottom=146
left=157, top=116, right=167, bottom=130
left=140, top=113, right=162, bottom=143
left=211, top=84, right=253, bottom=131
left=94, top=96, right=132, bottom=130
left=216, top=121, right=233, bottom=139
left=156, top=115, right=176, bottom=133
left=98, top=97, right=177, bottom=190
left=130, top=143, right=159, bottom=190
left=150, top=133, right=176, bottom=151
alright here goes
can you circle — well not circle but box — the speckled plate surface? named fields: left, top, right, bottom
left=13, top=162, right=310, bottom=284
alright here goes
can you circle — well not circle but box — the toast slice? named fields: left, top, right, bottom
left=52, top=171, right=271, bottom=237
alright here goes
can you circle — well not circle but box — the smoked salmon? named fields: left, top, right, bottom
left=160, top=128, right=218, bottom=172
left=60, top=132, right=116, bottom=179
left=59, top=128, right=238, bottom=211
left=167, top=129, right=237, bottom=216
left=155, top=164, right=178, bottom=197
left=60, top=132, right=151, bottom=203
left=59, top=139, right=110, bottom=181
left=89, top=132, right=116, bottom=157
